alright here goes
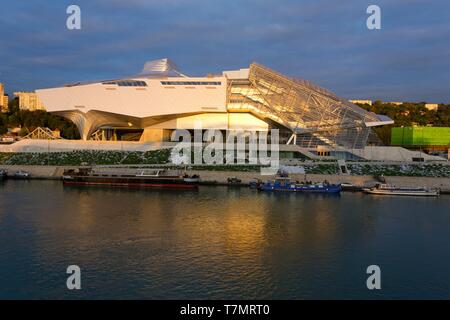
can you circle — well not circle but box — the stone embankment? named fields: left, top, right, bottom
left=2, top=165, right=450, bottom=190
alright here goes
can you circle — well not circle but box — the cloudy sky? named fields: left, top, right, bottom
left=1, top=0, right=449, bottom=102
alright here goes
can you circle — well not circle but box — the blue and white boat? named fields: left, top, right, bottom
left=258, top=177, right=342, bottom=194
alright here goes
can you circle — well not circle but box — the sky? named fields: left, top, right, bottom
left=0, top=0, right=449, bottom=102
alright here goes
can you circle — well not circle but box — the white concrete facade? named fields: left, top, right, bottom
left=37, top=77, right=227, bottom=118
left=36, top=59, right=231, bottom=140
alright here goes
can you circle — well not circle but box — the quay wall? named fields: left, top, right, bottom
left=2, top=165, right=450, bottom=189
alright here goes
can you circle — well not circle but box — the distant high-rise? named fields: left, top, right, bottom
left=13, top=91, right=46, bottom=111
left=2, top=94, right=9, bottom=113
left=0, top=83, right=9, bottom=113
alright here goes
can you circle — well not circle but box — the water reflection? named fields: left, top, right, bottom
left=0, top=180, right=450, bottom=299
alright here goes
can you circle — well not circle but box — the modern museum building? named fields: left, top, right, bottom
left=36, top=58, right=394, bottom=158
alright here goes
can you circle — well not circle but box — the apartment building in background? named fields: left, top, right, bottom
left=0, top=83, right=9, bottom=113
left=13, top=91, right=46, bottom=111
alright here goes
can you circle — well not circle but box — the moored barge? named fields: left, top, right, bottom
left=258, top=177, right=342, bottom=194
left=62, top=168, right=200, bottom=189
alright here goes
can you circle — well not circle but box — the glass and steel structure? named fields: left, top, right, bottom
left=227, top=63, right=386, bottom=149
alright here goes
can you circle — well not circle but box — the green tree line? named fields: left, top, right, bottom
left=0, top=98, right=80, bottom=139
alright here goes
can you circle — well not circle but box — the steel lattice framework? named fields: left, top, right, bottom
left=227, top=63, right=382, bottom=149
left=21, top=127, right=61, bottom=140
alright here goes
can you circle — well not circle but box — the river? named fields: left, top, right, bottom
left=1, top=180, right=449, bottom=299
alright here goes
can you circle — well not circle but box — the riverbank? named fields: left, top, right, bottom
left=189, top=170, right=450, bottom=190
left=2, top=165, right=450, bottom=190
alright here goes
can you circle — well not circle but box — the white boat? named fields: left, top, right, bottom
left=183, top=175, right=200, bottom=183
left=363, top=183, right=439, bottom=197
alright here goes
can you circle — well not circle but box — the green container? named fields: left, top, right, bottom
left=391, top=127, right=450, bottom=146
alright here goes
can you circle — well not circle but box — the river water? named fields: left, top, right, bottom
left=1, top=180, right=449, bottom=299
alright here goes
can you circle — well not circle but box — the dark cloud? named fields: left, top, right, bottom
left=0, top=0, right=449, bottom=102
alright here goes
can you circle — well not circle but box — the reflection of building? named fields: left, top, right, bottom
left=13, top=91, right=46, bottom=111
left=349, top=99, right=372, bottom=105
left=0, top=83, right=9, bottom=113
left=37, top=58, right=392, bottom=148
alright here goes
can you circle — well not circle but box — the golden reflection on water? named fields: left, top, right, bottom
left=4, top=181, right=450, bottom=298
left=306, top=198, right=338, bottom=243
left=223, top=209, right=267, bottom=256
left=75, top=190, right=96, bottom=232
left=26, top=184, right=346, bottom=265
left=14, top=183, right=356, bottom=296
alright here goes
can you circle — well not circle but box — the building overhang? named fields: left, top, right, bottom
left=365, top=114, right=394, bottom=127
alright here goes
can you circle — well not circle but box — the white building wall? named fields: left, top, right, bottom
left=223, top=68, right=249, bottom=79
left=146, top=113, right=268, bottom=131
left=36, top=77, right=227, bottom=118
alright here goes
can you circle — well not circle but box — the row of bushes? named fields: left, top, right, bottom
left=0, top=150, right=172, bottom=166
left=164, top=162, right=450, bottom=177
left=347, top=163, right=450, bottom=178
left=0, top=151, right=449, bottom=177
left=182, top=163, right=449, bottom=177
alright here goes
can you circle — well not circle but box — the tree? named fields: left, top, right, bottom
left=1, top=108, right=80, bottom=139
